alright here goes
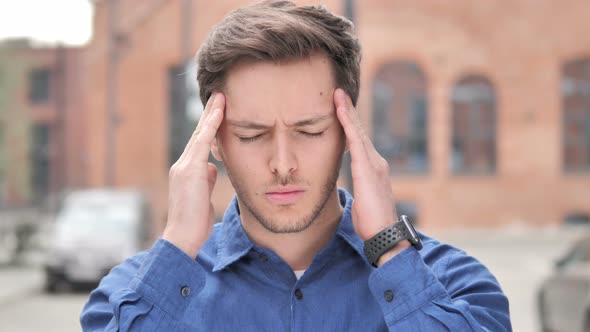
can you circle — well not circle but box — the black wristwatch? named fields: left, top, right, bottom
left=363, top=215, right=423, bottom=267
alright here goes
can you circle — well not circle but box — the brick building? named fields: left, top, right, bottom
left=0, top=39, right=87, bottom=207
left=4, top=0, right=590, bottom=232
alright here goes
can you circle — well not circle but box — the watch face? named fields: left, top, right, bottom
left=401, top=215, right=423, bottom=250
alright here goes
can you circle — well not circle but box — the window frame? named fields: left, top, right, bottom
left=371, top=61, right=429, bottom=175
left=561, top=58, right=590, bottom=173
left=28, top=67, right=51, bottom=104
left=450, top=74, right=497, bottom=175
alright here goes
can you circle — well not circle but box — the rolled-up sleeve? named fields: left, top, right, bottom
left=80, top=239, right=206, bottom=331
left=368, top=246, right=511, bottom=331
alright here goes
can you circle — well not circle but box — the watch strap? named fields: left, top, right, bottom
left=363, top=221, right=410, bottom=267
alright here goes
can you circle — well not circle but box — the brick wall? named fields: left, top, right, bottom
left=16, top=0, right=587, bottom=232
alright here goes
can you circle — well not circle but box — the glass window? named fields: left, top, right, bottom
left=372, top=62, right=428, bottom=174
left=30, top=124, right=51, bottom=202
left=556, top=233, right=590, bottom=269
left=451, top=75, right=496, bottom=174
left=29, top=68, right=51, bottom=103
left=562, top=58, right=590, bottom=172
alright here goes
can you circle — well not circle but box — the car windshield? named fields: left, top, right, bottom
left=557, top=237, right=590, bottom=269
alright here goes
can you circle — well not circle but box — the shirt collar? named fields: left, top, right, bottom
left=212, top=196, right=254, bottom=272
left=213, top=188, right=366, bottom=272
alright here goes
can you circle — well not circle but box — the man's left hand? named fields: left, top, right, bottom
left=334, top=89, right=410, bottom=264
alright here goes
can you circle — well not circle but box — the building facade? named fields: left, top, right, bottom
left=0, top=40, right=87, bottom=208
left=3, top=0, right=589, bottom=232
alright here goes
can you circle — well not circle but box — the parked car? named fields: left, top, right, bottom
left=538, top=233, right=590, bottom=332
left=43, top=189, right=151, bottom=292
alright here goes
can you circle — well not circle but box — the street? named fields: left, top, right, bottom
left=0, top=226, right=585, bottom=332
left=0, top=292, right=87, bottom=332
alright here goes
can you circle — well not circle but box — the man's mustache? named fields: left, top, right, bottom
left=270, top=175, right=300, bottom=186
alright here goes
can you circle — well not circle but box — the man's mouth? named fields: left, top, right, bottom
left=265, top=188, right=306, bottom=205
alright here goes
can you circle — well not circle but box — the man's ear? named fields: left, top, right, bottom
left=211, top=137, right=222, bottom=161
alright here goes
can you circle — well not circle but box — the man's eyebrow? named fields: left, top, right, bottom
left=290, top=114, right=332, bottom=127
left=226, top=114, right=333, bottom=129
left=226, top=120, right=271, bottom=130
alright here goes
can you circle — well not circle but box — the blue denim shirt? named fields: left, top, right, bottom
left=81, top=189, right=511, bottom=331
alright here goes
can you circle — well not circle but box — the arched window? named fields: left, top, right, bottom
left=372, top=62, right=428, bottom=174
left=451, top=75, right=496, bottom=174
left=562, top=58, right=590, bottom=172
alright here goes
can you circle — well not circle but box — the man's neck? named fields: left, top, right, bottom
left=239, top=190, right=343, bottom=271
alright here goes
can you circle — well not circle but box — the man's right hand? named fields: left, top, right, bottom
left=162, top=92, right=225, bottom=258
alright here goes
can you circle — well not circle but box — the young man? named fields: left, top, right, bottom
left=81, top=1, right=511, bottom=331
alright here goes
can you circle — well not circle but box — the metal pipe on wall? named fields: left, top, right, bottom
left=105, top=0, right=119, bottom=187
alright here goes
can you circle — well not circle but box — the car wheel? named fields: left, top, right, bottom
left=584, top=310, right=590, bottom=332
left=537, top=289, right=549, bottom=332
left=44, top=271, right=66, bottom=293
left=44, top=279, right=57, bottom=293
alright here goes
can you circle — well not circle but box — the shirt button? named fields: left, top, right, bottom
left=180, top=286, right=191, bottom=297
left=294, top=288, right=303, bottom=300
left=384, top=290, right=394, bottom=302
left=259, top=253, right=268, bottom=262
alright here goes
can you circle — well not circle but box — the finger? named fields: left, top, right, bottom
left=334, top=89, right=383, bottom=163
left=335, top=89, right=369, bottom=147
left=196, top=92, right=223, bottom=134
left=179, top=93, right=225, bottom=164
left=334, top=89, right=369, bottom=162
left=178, top=92, right=219, bottom=162
left=190, top=107, right=224, bottom=163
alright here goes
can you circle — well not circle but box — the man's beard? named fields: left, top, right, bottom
left=225, top=154, right=343, bottom=234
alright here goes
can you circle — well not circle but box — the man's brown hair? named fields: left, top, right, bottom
left=196, top=0, right=361, bottom=106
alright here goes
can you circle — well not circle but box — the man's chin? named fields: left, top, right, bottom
left=236, top=183, right=338, bottom=234
left=257, top=217, right=315, bottom=234
left=243, top=201, right=316, bottom=233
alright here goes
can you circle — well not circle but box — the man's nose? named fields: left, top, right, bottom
left=268, top=134, right=298, bottom=177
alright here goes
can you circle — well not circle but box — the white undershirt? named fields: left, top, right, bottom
left=294, top=270, right=306, bottom=280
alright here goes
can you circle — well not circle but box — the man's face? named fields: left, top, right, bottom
left=215, top=54, right=345, bottom=233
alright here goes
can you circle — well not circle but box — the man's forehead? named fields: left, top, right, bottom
left=225, top=113, right=333, bottom=129
left=221, top=53, right=336, bottom=126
